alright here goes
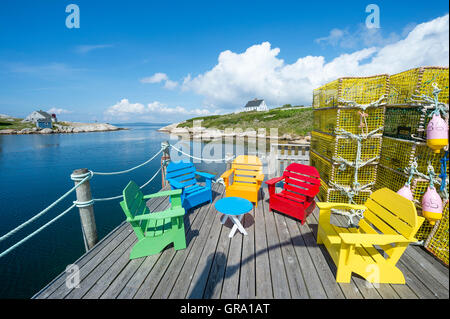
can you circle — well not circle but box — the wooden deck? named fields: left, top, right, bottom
left=33, top=183, right=449, bottom=299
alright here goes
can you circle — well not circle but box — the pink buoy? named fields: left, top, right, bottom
left=422, top=186, right=443, bottom=225
left=426, top=114, right=448, bottom=154
left=397, top=185, right=414, bottom=201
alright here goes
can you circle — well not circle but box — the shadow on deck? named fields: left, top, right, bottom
left=33, top=183, right=449, bottom=299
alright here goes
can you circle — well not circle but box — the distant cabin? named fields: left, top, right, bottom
left=244, top=98, right=268, bottom=112
left=23, top=110, right=55, bottom=129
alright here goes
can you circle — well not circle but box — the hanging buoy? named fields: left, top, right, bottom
left=397, top=185, right=414, bottom=201
left=426, top=114, right=448, bottom=154
left=422, top=186, right=443, bottom=225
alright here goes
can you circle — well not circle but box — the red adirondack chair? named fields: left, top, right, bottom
left=265, top=163, right=320, bottom=224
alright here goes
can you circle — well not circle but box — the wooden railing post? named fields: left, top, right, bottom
left=72, top=168, right=98, bottom=251
left=161, top=141, right=171, bottom=187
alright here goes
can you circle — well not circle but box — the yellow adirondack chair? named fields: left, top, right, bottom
left=221, top=155, right=264, bottom=207
left=316, top=188, right=425, bottom=284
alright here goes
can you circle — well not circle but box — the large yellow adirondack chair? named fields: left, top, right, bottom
left=221, top=155, right=264, bottom=207
left=317, top=188, right=425, bottom=284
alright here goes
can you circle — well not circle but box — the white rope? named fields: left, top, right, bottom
left=91, top=148, right=163, bottom=175
left=338, top=95, right=387, bottom=110
left=170, top=145, right=235, bottom=162
left=331, top=208, right=365, bottom=228
left=0, top=173, right=91, bottom=243
left=92, top=167, right=162, bottom=202
left=0, top=204, right=76, bottom=259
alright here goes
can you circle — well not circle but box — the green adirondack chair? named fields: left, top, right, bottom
left=120, top=181, right=187, bottom=259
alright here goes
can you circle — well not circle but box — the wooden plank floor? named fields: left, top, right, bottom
left=33, top=184, right=449, bottom=299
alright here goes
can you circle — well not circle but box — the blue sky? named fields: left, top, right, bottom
left=0, top=0, right=448, bottom=123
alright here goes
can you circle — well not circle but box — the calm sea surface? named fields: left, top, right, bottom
left=0, top=123, right=228, bottom=298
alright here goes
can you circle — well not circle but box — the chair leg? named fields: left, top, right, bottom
left=336, top=266, right=352, bottom=283
left=316, top=233, right=323, bottom=244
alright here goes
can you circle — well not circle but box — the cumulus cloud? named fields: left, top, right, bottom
left=182, top=14, right=449, bottom=108
left=104, top=99, right=213, bottom=122
left=47, top=107, right=72, bottom=115
left=141, top=72, right=178, bottom=89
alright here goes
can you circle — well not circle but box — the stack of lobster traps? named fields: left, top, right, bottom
left=311, top=74, right=388, bottom=205
left=373, top=67, right=449, bottom=252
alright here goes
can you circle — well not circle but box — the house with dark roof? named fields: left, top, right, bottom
left=23, top=110, right=54, bottom=129
left=244, top=98, right=268, bottom=112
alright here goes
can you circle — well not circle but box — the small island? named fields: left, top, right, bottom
left=0, top=112, right=125, bottom=135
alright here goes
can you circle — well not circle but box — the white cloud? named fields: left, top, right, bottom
left=105, top=99, right=146, bottom=117
left=104, top=99, right=213, bottom=122
left=75, top=44, right=113, bottom=54
left=140, top=72, right=169, bottom=83
left=164, top=79, right=178, bottom=89
left=141, top=72, right=179, bottom=89
left=182, top=14, right=449, bottom=108
left=315, top=25, right=400, bottom=49
left=47, top=107, right=72, bottom=115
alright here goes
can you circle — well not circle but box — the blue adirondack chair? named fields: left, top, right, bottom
left=166, top=161, right=215, bottom=210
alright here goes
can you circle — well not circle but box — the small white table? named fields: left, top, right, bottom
left=215, top=197, right=253, bottom=238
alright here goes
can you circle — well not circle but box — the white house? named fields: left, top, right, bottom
left=23, top=110, right=55, bottom=129
left=244, top=98, right=268, bottom=112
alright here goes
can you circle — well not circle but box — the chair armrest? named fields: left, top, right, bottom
left=128, top=207, right=185, bottom=222
left=196, top=171, right=215, bottom=180
left=165, top=179, right=185, bottom=190
left=338, top=233, right=413, bottom=246
left=316, top=202, right=366, bottom=211
left=265, top=176, right=284, bottom=185
left=220, top=169, right=234, bottom=179
left=256, top=174, right=265, bottom=182
left=143, top=189, right=182, bottom=199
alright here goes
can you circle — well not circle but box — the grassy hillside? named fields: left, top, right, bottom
left=0, top=117, right=35, bottom=130
left=178, top=106, right=313, bottom=137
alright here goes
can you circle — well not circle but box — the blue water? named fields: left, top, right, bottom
left=0, top=124, right=227, bottom=298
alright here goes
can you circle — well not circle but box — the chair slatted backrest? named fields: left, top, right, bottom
left=231, top=155, right=262, bottom=186
left=121, top=181, right=150, bottom=239
left=166, top=161, right=198, bottom=189
left=282, top=163, right=320, bottom=203
left=361, top=188, right=420, bottom=240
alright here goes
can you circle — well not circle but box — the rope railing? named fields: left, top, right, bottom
left=91, top=148, right=163, bottom=176
left=170, top=145, right=235, bottom=162
left=0, top=143, right=167, bottom=259
left=0, top=140, right=246, bottom=259
left=0, top=173, right=92, bottom=244
left=0, top=204, right=76, bottom=259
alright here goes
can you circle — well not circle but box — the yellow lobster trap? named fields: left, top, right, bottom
left=374, top=164, right=431, bottom=203
left=310, top=150, right=378, bottom=187
left=426, top=201, right=449, bottom=266
left=383, top=106, right=431, bottom=141
left=374, top=164, right=440, bottom=241
left=313, top=74, right=390, bottom=109
left=313, top=106, right=385, bottom=135
left=379, top=136, right=445, bottom=175
left=387, top=66, right=449, bottom=105
left=317, top=179, right=372, bottom=205
left=311, top=130, right=382, bottom=163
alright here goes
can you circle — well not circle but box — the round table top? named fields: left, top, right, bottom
left=215, top=197, right=253, bottom=215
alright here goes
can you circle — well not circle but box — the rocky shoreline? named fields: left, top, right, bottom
left=158, top=123, right=311, bottom=144
left=0, top=122, right=126, bottom=135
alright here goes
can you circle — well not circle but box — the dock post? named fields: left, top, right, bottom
left=161, top=141, right=171, bottom=187
left=72, top=168, right=98, bottom=251
left=226, top=153, right=232, bottom=171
